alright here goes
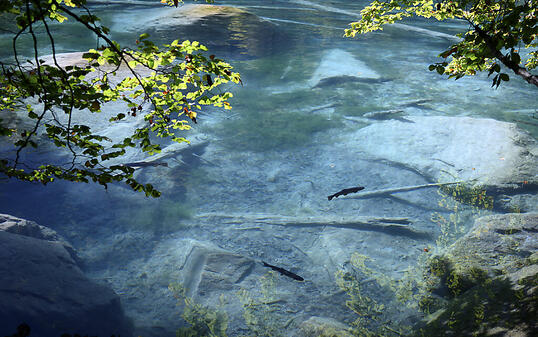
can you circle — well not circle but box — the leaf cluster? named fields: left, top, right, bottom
left=0, top=0, right=240, bottom=196
left=346, top=0, right=537, bottom=87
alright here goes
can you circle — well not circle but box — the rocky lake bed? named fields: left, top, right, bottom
left=1, top=1, right=537, bottom=336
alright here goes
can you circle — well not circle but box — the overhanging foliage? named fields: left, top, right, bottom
left=345, top=0, right=537, bottom=88
left=0, top=0, right=240, bottom=196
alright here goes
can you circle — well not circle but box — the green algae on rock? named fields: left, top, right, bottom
left=416, top=213, right=538, bottom=336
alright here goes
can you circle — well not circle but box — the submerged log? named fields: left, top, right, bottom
left=201, top=212, right=419, bottom=228
left=196, top=212, right=437, bottom=238
left=198, top=213, right=411, bottom=227
left=196, top=213, right=427, bottom=238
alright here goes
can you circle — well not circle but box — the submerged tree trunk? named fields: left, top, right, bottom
left=196, top=213, right=430, bottom=238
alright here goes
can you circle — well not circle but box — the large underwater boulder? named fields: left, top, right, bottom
left=147, top=4, right=250, bottom=26
left=14, top=51, right=149, bottom=143
left=102, top=238, right=261, bottom=337
left=16, top=50, right=197, bottom=168
left=418, top=213, right=538, bottom=336
left=0, top=215, right=132, bottom=337
left=343, top=116, right=537, bottom=198
left=120, top=4, right=285, bottom=59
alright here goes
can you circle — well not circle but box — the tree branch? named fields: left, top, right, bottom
left=474, top=25, right=538, bottom=87
left=57, top=2, right=159, bottom=108
left=35, top=0, right=79, bottom=168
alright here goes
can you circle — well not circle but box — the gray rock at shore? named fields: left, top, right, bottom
left=0, top=213, right=78, bottom=263
left=0, top=218, right=133, bottom=337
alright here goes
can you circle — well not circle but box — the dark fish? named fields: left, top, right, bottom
left=328, top=186, right=365, bottom=200
left=363, top=110, right=414, bottom=123
left=262, top=261, right=304, bottom=281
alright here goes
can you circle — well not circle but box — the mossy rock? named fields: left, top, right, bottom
left=444, top=213, right=537, bottom=277
left=422, top=213, right=537, bottom=300
left=415, top=213, right=538, bottom=336
left=416, top=268, right=537, bottom=337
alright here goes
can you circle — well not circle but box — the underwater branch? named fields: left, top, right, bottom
left=333, top=182, right=464, bottom=200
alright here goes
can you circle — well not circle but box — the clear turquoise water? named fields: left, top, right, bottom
left=0, top=1, right=536, bottom=336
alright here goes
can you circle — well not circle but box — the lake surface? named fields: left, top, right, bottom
left=1, top=1, right=536, bottom=336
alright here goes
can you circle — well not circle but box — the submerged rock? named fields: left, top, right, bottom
left=174, top=239, right=256, bottom=298
left=104, top=238, right=262, bottom=336
left=343, top=116, right=537, bottom=196
left=123, top=4, right=285, bottom=59
left=312, top=75, right=390, bottom=89
left=496, top=193, right=538, bottom=213
left=18, top=51, right=196, bottom=168
left=0, top=216, right=132, bottom=337
left=149, top=4, right=250, bottom=26
left=309, top=49, right=382, bottom=88
left=442, top=213, right=537, bottom=280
